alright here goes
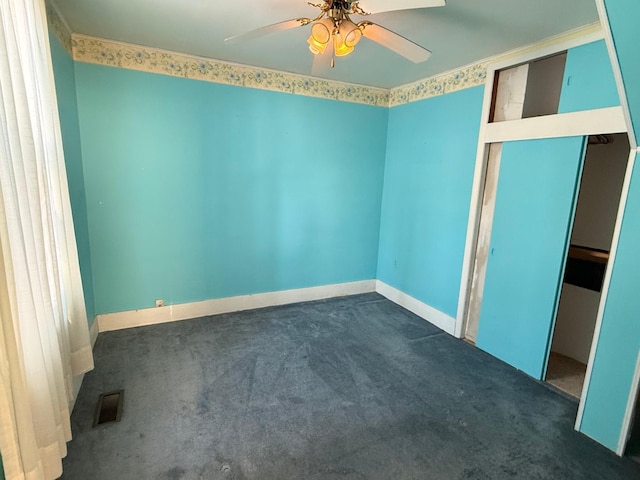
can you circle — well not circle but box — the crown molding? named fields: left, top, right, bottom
left=46, top=5, right=602, bottom=109
left=491, top=22, right=603, bottom=68
left=46, top=1, right=72, bottom=56
left=388, top=22, right=603, bottom=107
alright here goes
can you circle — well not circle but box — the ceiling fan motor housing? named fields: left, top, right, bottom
left=327, top=0, right=360, bottom=19
left=330, top=1, right=353, bottom=10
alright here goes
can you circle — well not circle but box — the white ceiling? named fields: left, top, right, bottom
left=53, top=0, right=600, bottom=89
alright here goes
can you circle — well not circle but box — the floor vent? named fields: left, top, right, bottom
left=93, top=390, right=124, bottom=426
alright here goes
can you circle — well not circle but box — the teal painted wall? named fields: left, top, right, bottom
left=73, top=63, right=388, bottom=314
left=581, top=154, right=640, bottom=450
left=49, top=35, right=96, bottom=324
left=558, top=40, right=620, bottom=114
left=377, top=86, right=484, bottom=317
left=603, top=0, right=640, bottom=143
left=46, top=24, right=636, bottom=457
left=578, top=0, right=640, bottom=450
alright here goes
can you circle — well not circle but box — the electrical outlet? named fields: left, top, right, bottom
left=155, top=299, right=164, bottom=308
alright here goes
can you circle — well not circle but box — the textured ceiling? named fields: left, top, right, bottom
left=53, top=0, right=600, bottom=89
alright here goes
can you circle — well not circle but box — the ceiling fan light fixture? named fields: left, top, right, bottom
left=333, top=19, right=361, bottom=57
left=339, top=19, right=362, bottom=48
left=308, top=17, right=334, bottom=54
left=308, top=35, right=327, bottom=55
left=225, top=1, right=437, bottom=68
left=334, top=39, right=355, bottom=57
left=310, top=18, right=333, bottom=45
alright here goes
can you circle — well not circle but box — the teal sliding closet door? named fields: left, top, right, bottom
left=476, top=136, right=586, bottom=380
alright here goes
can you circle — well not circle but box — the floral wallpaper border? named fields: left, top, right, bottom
left=389, top=63, right=488, bottom=107
left=46, top=5, right=487, bottom=108
left=46, top=1, right=72, bottom=56
left=71, top=35, right=391, bottom=107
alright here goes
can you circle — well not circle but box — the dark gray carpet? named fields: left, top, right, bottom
left=62, top=293, right=640, bottom=479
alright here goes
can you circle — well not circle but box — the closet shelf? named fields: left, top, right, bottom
left=568, top=245, right=609, bottom=265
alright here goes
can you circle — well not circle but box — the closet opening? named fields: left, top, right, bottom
left=545, top=133, right=629, bottom=399
left=489, top=51, right=567, bottom=123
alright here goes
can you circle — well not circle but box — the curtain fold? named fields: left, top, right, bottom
left=0, top=1, right=94, bottom=479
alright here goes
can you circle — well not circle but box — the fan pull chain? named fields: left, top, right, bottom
left=331, top=31, right=336, bottom=68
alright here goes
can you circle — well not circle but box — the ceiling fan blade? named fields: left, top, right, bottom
left=361, top=23, right=431, bottom=63
left=225, top=18, right=310, bottom=45
left=356, top=0, right=445, bottom=15
left=311, top=38, right=335, bottom=77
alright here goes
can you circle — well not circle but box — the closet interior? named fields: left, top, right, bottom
left=546, top=133, right=629, bottom=398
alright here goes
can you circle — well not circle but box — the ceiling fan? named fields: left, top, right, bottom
left=225, top=0, right=445, bottom=70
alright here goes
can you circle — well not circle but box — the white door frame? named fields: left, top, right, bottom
left=589, top=0, right=640, bottom=455
left=593, top=0, right=638, bottom=147
left=617, top=349, right=640, bottom=454
left=455, top=27, right=620, bottom=340
left=576, top=1, right=640, bottom=453
left=453, top=23, right=635, bottom=448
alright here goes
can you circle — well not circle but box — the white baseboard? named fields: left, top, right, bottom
left=97, top=280, right=377, bottom=332
left=94, top=279, right=454, bottom=338
left=375, top=280, right=456, bottom=336
left=77, top=280, right=452, bottom=414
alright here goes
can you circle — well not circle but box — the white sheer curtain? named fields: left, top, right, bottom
left=0, top=0, right=94, bottom=479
